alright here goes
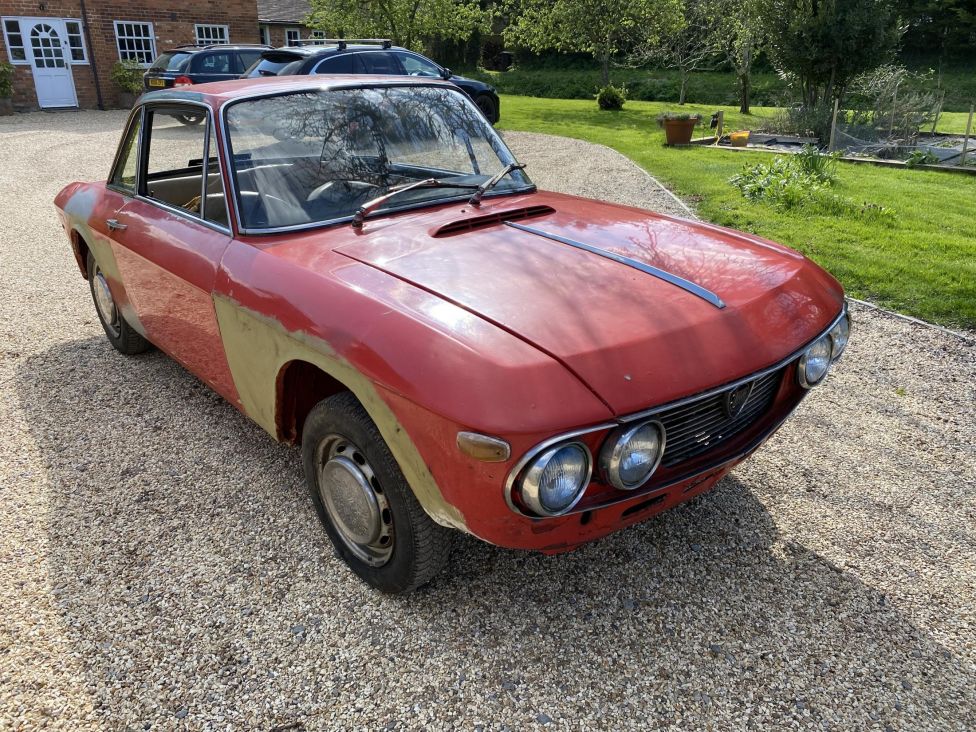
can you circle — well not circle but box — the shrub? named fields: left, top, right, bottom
left=730, top=148, right=892, bottom=221
left=904, top=149, right=939, bottom=167
left=596, top=84, right=626, bottom=110
left=0, top=61, right=14, bottom=99
left=111, top=60, right=144, bottom=94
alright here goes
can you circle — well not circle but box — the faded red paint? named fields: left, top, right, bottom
left=54, top=76, right=846, bottom=551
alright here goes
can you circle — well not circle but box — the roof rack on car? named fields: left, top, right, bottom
left=173, top=43, right=273, bottom=50
left=294, top=37, right=392, bottom=50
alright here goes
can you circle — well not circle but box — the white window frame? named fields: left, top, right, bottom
left=113, top=20, right=156, bottom=66
left=285, top=28, right=300, bottom=46
left=2, top=17, right=88, bottom=66
left=194, top=23, right=229, bottom=45
left=259, top=24, right=270, bottom=46
left=63, top=19, right=88, bottom=64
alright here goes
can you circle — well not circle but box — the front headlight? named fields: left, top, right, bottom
left=600, top=420, right=666, bottom=491
left=798, top=334, right=832, bottom=388
left=829, top=312, right=850, bottom=361
left=518, top=441, right=592, bottom=516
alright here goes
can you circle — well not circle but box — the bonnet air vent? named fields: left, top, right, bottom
left=432, top=205, right=555, bottom=237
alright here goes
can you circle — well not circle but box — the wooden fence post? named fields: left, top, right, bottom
left=961, top=104, right=974, bottom=167
left=828, top=98, right=840, bottom=151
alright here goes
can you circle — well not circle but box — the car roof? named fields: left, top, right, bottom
left=166, top=44, right=273, bottom=54
left=139, top=74, right=456, bottom=105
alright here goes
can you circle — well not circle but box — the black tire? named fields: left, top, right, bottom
left=87, top=251, right=150, bottom=355
left=475, top=94, right=499, bottom=124
left=175, top=113, right=204, bottom=126
left=302, top=392, right=454, bottom=593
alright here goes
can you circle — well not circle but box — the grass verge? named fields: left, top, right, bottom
left=497, top=95, right=976, bottom=329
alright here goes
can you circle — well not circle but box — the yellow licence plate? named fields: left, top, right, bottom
left=148, top=78, right=165, bottom=87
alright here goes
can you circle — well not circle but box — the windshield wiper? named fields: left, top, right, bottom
left=468, top=162, right=527, bottom=207
left=351, top=178, right=480, bottom=229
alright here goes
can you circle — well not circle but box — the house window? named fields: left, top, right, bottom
left=195, top=24, right=228, bottom=45
left=2, top=18, right=27, bottom=63
left=113, top=21, right=156, bottom=65
left=285, top=28, right=300, bottom=46
left=259, top=24, right=270, bottom=45
left=310, top=30, right=326, bottom=39
left=64, top=20, right=87, bottom=63
left=3, top=17, right=87, bottom=64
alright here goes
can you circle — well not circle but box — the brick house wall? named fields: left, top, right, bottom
left=260, top=22, right=312, bottom=49
left=1, top=0, right=259, bottom=110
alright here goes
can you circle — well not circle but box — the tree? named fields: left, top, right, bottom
left=308, top=0, right=489, bottom=51
left=627, top=0, right=719, bottom=105
left=712, top=0, right=765, bottom=114
left=763, top=0, right=902, bottom=108
left=503, top=0, right=683, bottom=86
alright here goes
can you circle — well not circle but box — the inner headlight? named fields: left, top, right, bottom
left=829, top=313, right=850, bottom=361
left=798, top=335, right=832, bottom=388
left=600, top=420, right=666, bottom=491
left=518, top=442, right=592, bottom=516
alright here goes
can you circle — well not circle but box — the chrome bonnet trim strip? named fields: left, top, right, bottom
left=504, top=220, right=726, bottom=309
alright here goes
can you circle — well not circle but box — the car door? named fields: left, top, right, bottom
left=106, top=103, right=240, bottom=404
left=190, top=50, right=238, bottom=83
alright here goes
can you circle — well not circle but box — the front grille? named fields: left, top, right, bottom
left=656, top=368, right=785, bottom=467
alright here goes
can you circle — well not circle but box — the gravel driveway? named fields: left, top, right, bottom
left=1, top=111, right=974, bottom=731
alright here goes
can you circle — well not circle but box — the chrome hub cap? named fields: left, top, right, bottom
left=92, top=265, right=120, bottom=336
left=315, top=435, right=394, bottom=567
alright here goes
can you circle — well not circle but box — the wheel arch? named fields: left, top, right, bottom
left=275, top=359, right=351, bottom=444
left=71, top=228, right=91, bottom=279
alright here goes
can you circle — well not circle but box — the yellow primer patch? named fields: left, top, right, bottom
left=213, top=295, right=468, bottom=532
left=77, top=224, right=148, bottom=337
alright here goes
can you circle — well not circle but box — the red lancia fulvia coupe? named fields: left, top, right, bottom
left=55, top=76, right=849, bottom=593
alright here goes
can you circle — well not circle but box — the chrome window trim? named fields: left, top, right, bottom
left=503, top=302, right=848, bottom=516
left=106, top=106, right=144, bottom=196
left=132, top=99, right=233, bottom=236
left=217, top=80, right=533, bottom=236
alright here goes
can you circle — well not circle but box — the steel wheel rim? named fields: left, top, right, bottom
left=92, top=265, right=120, bottom=337
left=315, top=434, right=394, bottom=567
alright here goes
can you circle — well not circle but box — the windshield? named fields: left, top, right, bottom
left=150, top=51, right=191, bottom=72
left=224, top=85, right=531, bottom=230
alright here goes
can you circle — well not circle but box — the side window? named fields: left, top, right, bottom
left=194, top=52, right=232, bottom=74
left=203, top=123, right=227, bottom=227
left=312, top=53, right=353, bottom=74
left=356, top=52, right=401, bottom=75
left=397, top=53, right=441, bottom=78
left=111, top=113, right=142, bottom=192
left=142, top=108, right=207, bottom=215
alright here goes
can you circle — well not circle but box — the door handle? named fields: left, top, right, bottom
left=106, top=218, right=127, bottom=231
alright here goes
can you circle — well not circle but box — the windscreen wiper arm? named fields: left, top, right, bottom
left=468, top=162, right=527, bottom=207
left=351, top=178, right=480, bottom=229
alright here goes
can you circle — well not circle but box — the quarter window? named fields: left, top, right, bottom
left=194, top=24, right=228, bottom=45
left=398, top=53, right=441, bottom=78
left=312, top=54, right=353, bottom=74
left=114, top=21, right=156, bottom=65
left=111, top=113, right=142, bottom=192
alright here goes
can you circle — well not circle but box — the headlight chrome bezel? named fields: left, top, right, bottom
left=599, top=419, right=667, bottom=492
left=518, top=440, right=593, bottom=517
left=798, top=334, right=832, bottom=388
left=828, top=312, right=850, bottom=362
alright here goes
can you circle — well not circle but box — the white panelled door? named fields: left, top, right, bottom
left=24, top=18, right=77, bottom=108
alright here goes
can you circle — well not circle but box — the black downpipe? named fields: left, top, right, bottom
left=78, top=0, right=104, bottom=110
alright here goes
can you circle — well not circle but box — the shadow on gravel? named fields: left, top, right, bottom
left=15, top=336, right=975, bottom=729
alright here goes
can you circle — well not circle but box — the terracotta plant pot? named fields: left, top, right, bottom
left=0, top=97, right=12, bottom=116
left=662, top=118, right=699, bottom=146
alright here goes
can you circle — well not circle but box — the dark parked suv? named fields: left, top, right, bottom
left=241, top=39, right=500, bottom=124
left=144, top=44, right=271, bottom=91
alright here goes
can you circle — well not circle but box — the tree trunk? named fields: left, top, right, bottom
left=599, top=51, right=610, bottom=86
left=739, top=72, right=751, bottom=115
left=679, top=70, right=688, bottom=105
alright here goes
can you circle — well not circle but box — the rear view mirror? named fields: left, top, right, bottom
left=441, top=68, right=452, bottom=79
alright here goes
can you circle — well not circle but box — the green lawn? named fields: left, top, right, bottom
left=497, top=95, right=976, bottom=329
